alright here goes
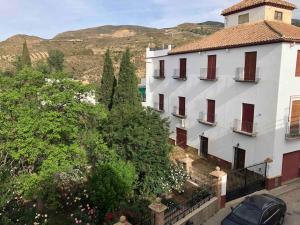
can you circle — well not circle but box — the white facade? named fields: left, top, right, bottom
left=145, top=1, right=300, bottom=182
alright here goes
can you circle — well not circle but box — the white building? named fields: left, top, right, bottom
left=146, top=0, right=300, bottom=190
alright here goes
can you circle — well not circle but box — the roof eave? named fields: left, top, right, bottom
left=168, top=39, right=298, bottom=56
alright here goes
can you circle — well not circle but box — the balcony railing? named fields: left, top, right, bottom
left=234, top=67, right=260, bottom=83
left=153, top=69, right=165, bottom=79
left=286, top=121, right=300, bottom=139
left=172, top=106, right=186, bottom=119
left=152, top=102, right=164, bottom=113
left=199, top=68, right=218, bottom=81
left=172, top=69, right=187, bottom=81
left=198, top=112, right=217, bottom=126
left=232, top=119, right=257, bottom=137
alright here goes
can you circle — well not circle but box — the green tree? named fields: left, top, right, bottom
left=105, top=106, right=171, bottom=195
left=0, top=67, right=108, bottom=210
left=47, top=49, right=65, bottom=72
left=89, top=159, right=136, bottom=213
left=98, top=49, right=116, bottom=110
left=35, top=60, right=50, bottom=74
left=21, top=40, right=31, bottom=67
left=113, top=49, right=141, bottom=109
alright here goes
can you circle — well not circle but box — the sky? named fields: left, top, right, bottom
left=0, top=0, right=300, bottom=41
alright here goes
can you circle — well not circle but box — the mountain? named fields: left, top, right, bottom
left=0, top=22, right=224, bottom=83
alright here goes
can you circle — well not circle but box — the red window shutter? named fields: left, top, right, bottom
left=180, top=58, right=187, bottom=78
left=179, top=97, right=185, bottom=116
left=159, top=60, right=165, bottom=78
left=242, top=103, right=255, bottom=133
left=291, top=100, right=300, bottom=133
left=207, top=99, right=215, bottom=123
left=159, top=94, right=164, bottom=111
left=296, top=51, right=300, bottom=77
left=207, top=55, right=217, bottom=79
left=244, top=52, right=257, bottom=81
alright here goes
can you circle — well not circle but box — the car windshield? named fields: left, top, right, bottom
left=232, top=203, right=261, bottom=225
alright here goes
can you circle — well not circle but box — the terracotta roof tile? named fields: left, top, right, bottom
left=222, top=0, right=296, bottom=16
left=169, top=21, right=300, bottom=55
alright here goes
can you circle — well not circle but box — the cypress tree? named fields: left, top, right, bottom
left=113, top=49, right=141, bottom=109
left=99, top=49, right=116, bottom=110
left=21, top=40, right=31, bottom=67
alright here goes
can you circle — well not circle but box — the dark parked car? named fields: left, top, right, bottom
left=221, top=194, right=287, bottom=225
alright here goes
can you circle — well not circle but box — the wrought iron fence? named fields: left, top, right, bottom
left=164, top=190, right=213, bottom=225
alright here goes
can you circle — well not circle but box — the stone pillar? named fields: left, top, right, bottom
left=210, top=167, right=227, bottom=209
left=114, top=216, right=131, bottom=225
left=179, top=154, right=194, bottom=176
left=149, top=197, right=168, bottom=225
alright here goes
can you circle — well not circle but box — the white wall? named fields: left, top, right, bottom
left=146, top=43, right=285, bottom=178
left=272, top=43, right=300, bottom=177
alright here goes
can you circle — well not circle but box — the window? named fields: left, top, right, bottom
left=242, top=103, right=255, bottom=133
left=207, top=99, right=215, bottom=123
left=180, top=58, right=187, bottom=79
left=207, top=55, right=217, bottom=80
left=274, top=11, right=283, bottom=21
left=244, top=52, right=257, bottom=81
left=179, top=97, right=186, bottom=117
left=290, top=100, right=300, bottom=135
left=159, top=60, right=165, bottom=78
left=296, top=51, right=300, bottom=77
left=159, top=94, right=164, bottom=111
left=238, top=13, right=249, bottom=24
left=262, top=206, right=278, bottom=224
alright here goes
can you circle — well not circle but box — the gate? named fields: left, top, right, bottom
left=226, top=162, right=267, bottom=202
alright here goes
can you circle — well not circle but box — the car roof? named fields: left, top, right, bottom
left=243, top=194, right=279, bottom=211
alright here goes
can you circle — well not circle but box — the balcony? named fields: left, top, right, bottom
left=199, top=68, right=218, bottom=81
left=197, top=112, right=217, bottom=126
left=232, top=119, right=257, bottom=137
left=152, top=102, right=164, bottom=113
left=172, top=106, right=186, bottom=119
left=153, top=69, right=165, bottom=80
left=234, top=68, right=260, bottom=83
left=285, top=121, right=300, bottom=139
left=172, top=69, right=187, bottom=81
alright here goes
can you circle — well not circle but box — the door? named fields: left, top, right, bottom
left=290, top=100, right=300, bottom=135
left=207, top=55, right=216, bottom=80
left=179, top=97, right=185, bottom=117
left=282, top=151, right=300, bottom=183
left=159, top=60, right=165, bottom=78
left=242, top=103, right=254, bottom=133
left=200, top=136, right=208, bottom=158
left=207, top=99, right=215, bottom=123
left=159, top=94, right=164, bottom=111
left=234, top=147, right=245, bottom=170
left=244, top=52, right=257, bottom=81
left=180, top=58, right=187, bottom=79
left=176, top=128, right=187, bottom=149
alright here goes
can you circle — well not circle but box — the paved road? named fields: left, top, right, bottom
left=204, top=180, right=300, bottom=225
left=279, top=188, right=300, bottom=225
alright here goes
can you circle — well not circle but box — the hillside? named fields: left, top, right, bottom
left=0, top=22, right=224, bottom=83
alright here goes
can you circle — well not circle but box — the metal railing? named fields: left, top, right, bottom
left=164, top=191, right=213, bottom=225
left=172, top=69, right=186, bottom=80
left=153, top=69, right=165, bottom=79
left=199, top=68, right=218, bottom=80
left=198, top=112, right=217, bottom=126
left=286, top=120, right=300, bottom=138
left=232, top=119, right=257, bottom=136
left=234, top=67, right=260, bottom=83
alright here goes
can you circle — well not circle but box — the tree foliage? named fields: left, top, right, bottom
left=0, top=67, right=108, bottom=209
left=98, top=49, right=116, bottom=110
left=105, top=106, right=172, bottom=195
left=48, top=49, right=65, bottom=72
left=113, top=49, right=141, bottom=109
left=21, top=40, right=32, bottom=68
